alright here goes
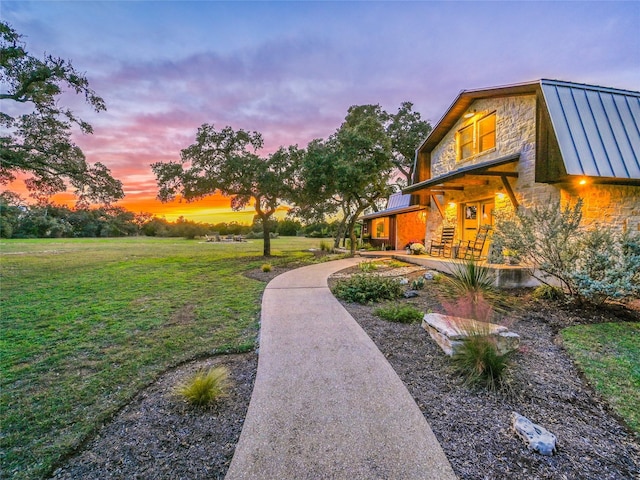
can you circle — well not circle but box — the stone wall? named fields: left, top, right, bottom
left=560, top=184, right=640, bottom=233
left=423, top=93, right=640, bottom=245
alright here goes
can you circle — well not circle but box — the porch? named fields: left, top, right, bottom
left=358, top=250, right=540, bottom=289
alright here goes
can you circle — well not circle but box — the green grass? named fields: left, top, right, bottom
left=561, top=322, right=640, bottom=435
left=0, top=236, right=323, bottom=479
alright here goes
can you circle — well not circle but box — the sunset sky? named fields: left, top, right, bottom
left=3, top=1, right=639, bottom=224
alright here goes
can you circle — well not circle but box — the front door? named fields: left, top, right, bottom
left=461, top=199, right=494, bottom=255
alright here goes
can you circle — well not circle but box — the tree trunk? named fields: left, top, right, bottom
left=262, top=214, right=271, bottom=257
left=346, top=206, right=366, bottom=256
left=333, top=218, right=347, bottom=250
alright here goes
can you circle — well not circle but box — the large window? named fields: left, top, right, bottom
left=457, top=112, right=496, bottom=160
left=371, top=218, right=389, bottom=239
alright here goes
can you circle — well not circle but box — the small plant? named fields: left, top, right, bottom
left=387, top=260, right=409, bottom=268
left=319, top=240, right=332, bottom=252
left=174, top=366, right=230, bottom=406
left=410, top=276, right=426, bottom=290
left=532, top=284, right=564, bottom=301
left=261, top=263, right=272, bottom=272
left=332, top=274, right=403, bottom=304
left=373, top=304, right=423, bottom=324
left=409, top=242, right=426, bottom=255
left=441, top=259, right=501, bottom=311
left=359, top=260, right=378, bottom=273
left=451, top=335, right=513, bottom=391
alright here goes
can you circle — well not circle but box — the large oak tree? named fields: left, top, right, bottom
left=0, top=22, right=123, bottom=205
left=386, top=101, right=432, bottom=186
left=152, top=124, right=298, bottom=256
left=293, top=104, right=395, bottom=255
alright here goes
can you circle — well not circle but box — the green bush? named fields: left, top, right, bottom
left=410, top=276, right=426, bottom=290
left=261, top=263, right=272, bottom=272
left=332, top=274, right=403, bottom=304
left=359, top=260, right=378, bottom=273
left=373, top=304, right=423, bottom=324
left=451, top=335, right=512, bottom=391
left=319, top=240, right=332, bottom=252
left=495, top=199, right=640, bottom=304
left=174, top=366, right=230, bottom=406
left=532, top=284, right=564, bottom=301
left=441, top=260, right=503, bottom=314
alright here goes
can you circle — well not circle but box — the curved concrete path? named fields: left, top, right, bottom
left=225, top=258, right=456, bottom=480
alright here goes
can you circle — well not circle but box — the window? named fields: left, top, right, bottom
left=457, top=112, right=496, bottom=160
left=371, top=218, right=389, bottom=239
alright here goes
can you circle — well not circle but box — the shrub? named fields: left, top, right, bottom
left=410, top=276, right=426, bottom=290
left=570, top=228, right=640, bottom=304
left=441, top=259, right=501, bottom=312
left=359, top=260, right=378, bottom=273
left=174, top=366, right=230, bottom=406
left=409, top=242, right=426, bottom=254
left=532, top=284, right=564, bottom=301
left=319, top=240, right=332, bottom=252
left=495, top=199, right=640, bottom=304
left=451, top=335, right=513, bottom=391
left=261, top=263, right=272, bottom=272
left=373, top=304, right=423, bottom=324
left=332, top=274, right=403, bottom=304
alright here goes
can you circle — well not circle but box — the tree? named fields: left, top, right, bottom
left=0, top=21, right=123, bottom=205
left=386, top=101, right=432, bottom=186
left=293, top=105, right=394, bottom=254
left=151, top=124, right=298, bottom=256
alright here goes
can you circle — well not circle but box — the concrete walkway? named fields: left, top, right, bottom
left=225, top=258, right=456, bottom=480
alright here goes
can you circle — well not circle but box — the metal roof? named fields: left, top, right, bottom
left=413, top=79, right=640, bottom=183
left=361, top=192, right=423, bottom=220
left=540, top=80, right=640, bottom=179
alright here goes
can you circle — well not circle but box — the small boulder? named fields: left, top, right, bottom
left=398, top=277, right=409, bottom=285
left=511, top=412, right=557, bottom=456
left=403, top=290, right=419, bottom=298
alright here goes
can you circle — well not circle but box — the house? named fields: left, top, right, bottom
left=361, top=192, right=427, bottom=250
left=402, top=79, right=640, bottom=258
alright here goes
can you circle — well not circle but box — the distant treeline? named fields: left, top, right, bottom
left=0, top=197, right=340, bottom=240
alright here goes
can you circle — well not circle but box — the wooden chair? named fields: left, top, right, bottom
left=429, top=227, right=456, bottom=257
left=457, top=225, right=492, bottom=260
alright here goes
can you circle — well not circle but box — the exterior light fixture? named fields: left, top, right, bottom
left=496, top=192, right=506, bottom=200
left=463, top=110, right=476, bottom=119
left=448, top=202, right=456, bottom=207
left=578, top=178, right=588, bottom=186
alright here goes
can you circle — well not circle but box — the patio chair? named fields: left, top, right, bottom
left=457, top=224, right=492, bottom=260
left=429, top=227, right=456, bottom=257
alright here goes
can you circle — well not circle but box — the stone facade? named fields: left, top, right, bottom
left=425, top=93, right=640, bottom=243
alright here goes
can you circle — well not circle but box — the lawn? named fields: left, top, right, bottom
left=561, top=321, right=640, bottom=435
left=0, top=236, right=325, bottom=480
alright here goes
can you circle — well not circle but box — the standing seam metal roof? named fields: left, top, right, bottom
left=540, top=80, right=640, bottom=180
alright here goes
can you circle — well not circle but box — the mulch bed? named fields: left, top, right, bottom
left=50, top=261, right=640, bottom=480
left=50, top=353, right=257, bottom=480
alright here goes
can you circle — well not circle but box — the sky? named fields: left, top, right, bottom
left=3, top=0, right=639, bottom=224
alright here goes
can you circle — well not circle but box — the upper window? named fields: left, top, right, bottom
left=457, top=112, right=496, bottom=160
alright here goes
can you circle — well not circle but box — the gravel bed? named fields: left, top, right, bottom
left=330, top=266, right=640, bottom=480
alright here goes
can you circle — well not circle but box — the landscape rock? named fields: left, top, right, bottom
left=511, top=412, right=557, bottom=456
left=403, top=290, right=419, bottom=298
left=422, top=313, right=520, bottom=356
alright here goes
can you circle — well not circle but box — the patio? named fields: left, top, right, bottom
left=359, top=250, right=540, bottom=289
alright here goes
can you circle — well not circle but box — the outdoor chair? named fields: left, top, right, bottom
left=456, top=224, right=492, bottom=260
left=429, top=227, right=456, bottom=257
